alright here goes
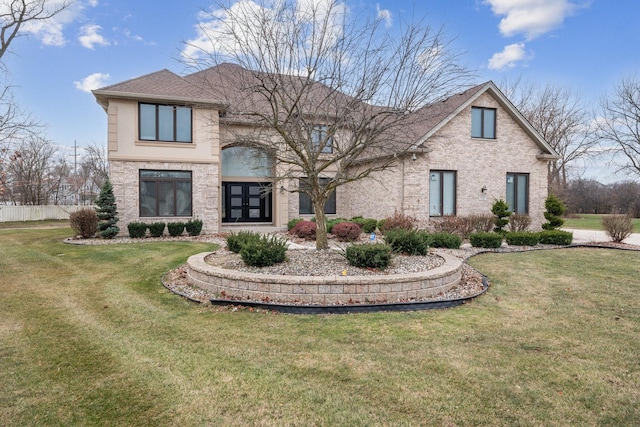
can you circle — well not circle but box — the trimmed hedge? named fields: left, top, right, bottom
left=538, top=230, right=573, bottom=245
left=344, top=243, right=392, bottom=269
left=428, top=232, right=462, bottom=249
left=350, top=216, right=378, bottom=234
left=185, top=219, right=203, bottom=236
left=127, top=222, right=147, bottom=238
left=167, top=222, right=185, bottom=237
left=470, top=232, right=503, bottom=248
left=148, top=222, right=165, bottom=237
left=505, top=231, right=540, bottom=246
left=240, top=235, right=288, bottom=267
left=384, top=229, right=430, bottom=256
left=226, top=231, right=262, bottom=254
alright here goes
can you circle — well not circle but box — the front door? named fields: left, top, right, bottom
left=222, top=182, right=272, bottom=223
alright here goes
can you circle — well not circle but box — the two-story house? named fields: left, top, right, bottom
left=92, top=63, right=559, bottom=235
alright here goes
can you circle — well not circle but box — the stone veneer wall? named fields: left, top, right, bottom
left=187, top=251, right=463, bottom=305
left=109, top=160, right=220, bottom=235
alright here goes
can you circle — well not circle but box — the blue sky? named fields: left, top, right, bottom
left=5, top=0, right=639, bottom=182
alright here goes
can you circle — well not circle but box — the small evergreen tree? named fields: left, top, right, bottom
left=491, top=199, right=512, bottom=234
left=542, top=194, right=566, bottom=230
left=95, top=179, right=120, bottom=239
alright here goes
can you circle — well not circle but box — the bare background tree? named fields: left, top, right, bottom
left=596, top=74, right=640, bottom=179
left=500, top=78, right=598, bottom=195
left=0, top=0, right=70, bottom=201
left=5, top=134, right=55, bottom=204
left=184, top=0, right=472, bottom=248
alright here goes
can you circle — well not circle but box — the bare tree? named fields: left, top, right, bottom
left=0, top=0, right=71, bottom=61
left=7, top=134, right=55, bottom=204
left=597, top=75, right=640, bottom=179
left=184, top=0, right=472, bottom=249
left=500, top=78, right=597, bottom=193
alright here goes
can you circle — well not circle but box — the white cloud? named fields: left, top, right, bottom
left=74, top=72, right=110, bottom=92
left=488, top=43, right=528, bottom=70
left=181, top=0, right=347, bottom=64
left=78, top=24, right=109, bottom=49
left=376, top=4, right=392, bottom=28
left=16, top=0, right=84, bottom=47
left=484, top=0, right=581, bottom=40
left=88, top=0, right=99, bottom=6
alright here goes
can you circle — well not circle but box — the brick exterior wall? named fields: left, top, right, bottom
left=342, top=92, right=551, bottom=229
left=110, top=160, right=219, bottom=234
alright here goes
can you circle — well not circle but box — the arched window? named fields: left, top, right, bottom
left=221, top=146, right=273, bottom=178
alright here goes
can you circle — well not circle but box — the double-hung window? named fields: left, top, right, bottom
left=139, top=103, right=192, bottom=142
left=471, top=107, right=496, bottom=139
left=299, top=178, right=336, bottom=214
left=429, top=170, right=456, bottom=216
left=506, top=173, right=529, bottom=214
left=311, top=125, right=333, bottom=154
left=139, top=170, right=192, bottom=217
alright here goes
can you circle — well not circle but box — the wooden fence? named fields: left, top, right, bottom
left=0, top=205, right=96, bottom=222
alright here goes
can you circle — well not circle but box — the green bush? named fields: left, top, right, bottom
left=542, top=194, right=566, bottom=230
left=326, top=218, right=348, bottom=233
left=602, top=214, right=633, bottom=243
left=538, top=230, right=573, bottom=245
left=428, top=232, right=462, bottom=249
left=148, top=222, right=165, bottom=237
left=239, top=235, right=288, bottom=267
left=505, top=231, right=540, bottom=246
left=226, top=231, right=262, bottom=253
left=384, top=229, right=430, bottom=255
left=95, top=179, right=119, bottom=239
left=331, top=221, right=362, bottom=242
left=491, top=199, right=512, bottom=234
left=350, top=217, right=378, bottom=234
left=470, top=232, right=503, bottom=248
left=167, top=222, right=185, bottom=237
left=127, top=222, right=148, bottom=238
left=185, top=219, right=203, bottom=236
left=287, top=218, right=304, bottom=230
left=344, top=244, right=392, bottom=269
left=69, top=208, right=99, bottom=238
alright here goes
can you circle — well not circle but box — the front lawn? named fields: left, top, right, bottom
left=563, top=213, right=640, bottom=232
left=1, top=227, right=638, bottom=426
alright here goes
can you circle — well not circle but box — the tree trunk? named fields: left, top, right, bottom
left=313, top=201, right=329, bottom=250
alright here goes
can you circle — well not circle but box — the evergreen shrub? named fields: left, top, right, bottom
left=344, top=244, right=392, bottom=269
left=148, top=222, right=165, bottom=237
left=350, top=216, right=378, bottom=234
left=470, top=232, right=503, bottom=248
left=428, top=232, right=462, bottom=249
left=491, top=199, right=512, bottom=234
left=185, top=219, right=203, bottom=236
left=226, top=231, right=262, bottom=253
left=542, top=195, right=566, bottom=230
left=538, top=230, right=573, bottom=245
left=505, top=231, right=540, bottom=246
left=287, top=218, right=303, bottom=230
left=384, top=229, right=430, bottom=255
left=127, top=222, right=147, bottom=238
left=95, top=179, right=119, bottom=239
left=240, top=235, right=288, bottom=267
left=167, top=222, right=185, bottom=237
left=326, top=218, right=348, bottom=233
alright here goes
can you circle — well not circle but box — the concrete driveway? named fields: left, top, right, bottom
left=564, top=228, right=640, bottom=246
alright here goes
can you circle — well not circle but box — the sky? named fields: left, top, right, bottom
left=4, top=0, right=639, bottom=182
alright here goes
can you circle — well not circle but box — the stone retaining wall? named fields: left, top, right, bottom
left=186, top=252, right=463, bottom=304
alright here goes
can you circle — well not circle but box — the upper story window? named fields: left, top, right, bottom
left=311, top=125, right=333, bottom=154
left=471, top=107, right=496, bottom=139
left=139, top=103, right=192, bottom=143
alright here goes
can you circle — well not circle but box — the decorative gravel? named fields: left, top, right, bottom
left=205, top=249, right=445, bottom=276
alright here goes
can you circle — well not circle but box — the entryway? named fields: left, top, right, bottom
left=221, top=182, right=272, bottom=223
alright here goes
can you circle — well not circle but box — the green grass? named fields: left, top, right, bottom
left=563, top=213, right=640, bottom=232
left=0, top=219, right=71, bottom=229
left=1, top=227, right=639, bottom=426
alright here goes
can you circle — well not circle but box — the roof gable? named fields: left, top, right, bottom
left=411, top=81, right=559, bottom=158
